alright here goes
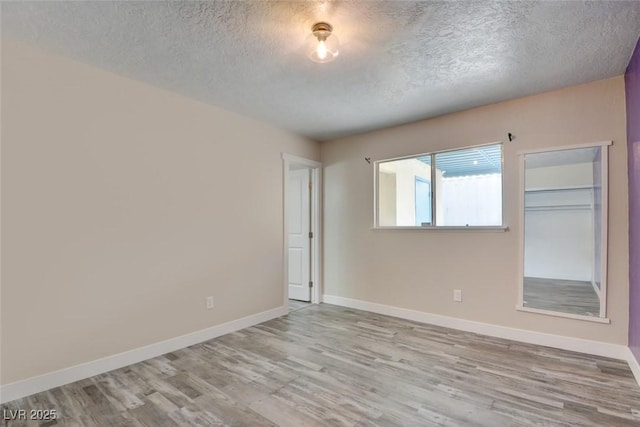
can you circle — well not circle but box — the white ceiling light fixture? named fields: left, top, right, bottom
left=307, top=22, right=339, bottom=63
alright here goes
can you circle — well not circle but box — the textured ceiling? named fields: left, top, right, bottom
left=2, top=1, right=639, bottom=141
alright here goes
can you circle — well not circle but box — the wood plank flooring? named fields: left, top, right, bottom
left=2, top=303, right=639, bottom=426
left=523, top=277, right=600, bottom=317
left=288, top=300, right=311, bottom=313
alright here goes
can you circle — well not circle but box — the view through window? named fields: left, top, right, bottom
left=376, top=143, right=503, bottom=227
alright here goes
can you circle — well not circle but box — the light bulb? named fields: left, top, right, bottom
left=306, top=22, right=339, bottom=63
left=317, top=40, right=328, bottom=60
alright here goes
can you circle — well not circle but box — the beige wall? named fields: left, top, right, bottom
left=378, top=172, right=396, bottom=226
left=0, top=40, right=319, bottom=384
left=379, top=158, right=431, bottom=226
left=322, top=76, right=629, bottom=344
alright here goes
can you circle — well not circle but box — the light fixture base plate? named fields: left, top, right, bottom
left=312, top=22, right=333, bottom=33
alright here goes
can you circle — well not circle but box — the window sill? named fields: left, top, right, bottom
left=372, top=225, right=509, bottom=232
left=516, top=306, right=610, bottom=324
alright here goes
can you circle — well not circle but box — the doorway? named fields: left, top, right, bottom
left=282, top=154, right=322, bottom=309
left=288, top=167, right=311, bottom=302
left=518, top=142, right=610, bottom=321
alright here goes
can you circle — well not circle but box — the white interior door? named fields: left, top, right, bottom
left=288, top=168, right=311, bottom=302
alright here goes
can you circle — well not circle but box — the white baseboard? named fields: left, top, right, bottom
left=3, top=299, right=637, bottom=404
left=0, top=306, right=287, bottom=404
left=322, top=294, right=634, bottom=366
left=626, top=348, right=640, bottom=386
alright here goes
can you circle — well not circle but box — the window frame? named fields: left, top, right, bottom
left=515, top=140, right=612, bottom=323
left=373, top=141, right=507, bottom=231
left=414, top=176, right=432, bottom=226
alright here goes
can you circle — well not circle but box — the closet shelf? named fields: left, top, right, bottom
left=525, top=204, right=593, bottom=212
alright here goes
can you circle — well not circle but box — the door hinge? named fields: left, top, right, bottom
left=309, top=231, right=313, bottom=239
left=309, top=182, right=312, bottom=190
left=309, top=281, right=313, bottom=288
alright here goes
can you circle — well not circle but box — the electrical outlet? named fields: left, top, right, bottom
left=453, top=289, right=462, bottom=302
left=206, top=296, right=214, bottom=310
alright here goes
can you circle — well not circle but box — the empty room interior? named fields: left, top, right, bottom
left=2, top=1, right=640, bottom=426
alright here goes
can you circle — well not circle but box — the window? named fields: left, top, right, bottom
left=376, top=143, right=503, bottom=228
left=519, top=142, right=610, bottom=322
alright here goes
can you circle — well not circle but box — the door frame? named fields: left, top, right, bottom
left=516, top=140, right=611, bottom=323
left=282, top=153, right=322, bottom=307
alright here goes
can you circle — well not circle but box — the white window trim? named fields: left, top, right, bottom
left=515, top=306, right=611, bottom=324
left=372, top=226, right=508, bottom=232
left=516, top=140, right=612, bottom=322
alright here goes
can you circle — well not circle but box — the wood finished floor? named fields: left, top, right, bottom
left=288, top=299, right=311, bottom=313
left=523, top=277, right=600, bottom=317
left=2, top=303, right=639, bottom=427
